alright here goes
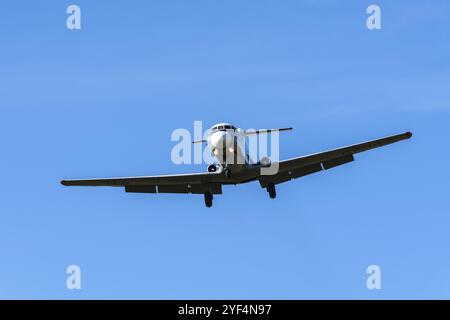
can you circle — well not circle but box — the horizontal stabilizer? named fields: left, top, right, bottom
left=244, top=127, right=293, bottom=135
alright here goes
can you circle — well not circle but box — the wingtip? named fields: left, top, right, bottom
left=406, top=131, right=413, bottom=139
left=60, top=180, right=68, bottom=186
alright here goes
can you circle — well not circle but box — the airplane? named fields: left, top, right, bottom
left=61, top=123, right=412, bottom=207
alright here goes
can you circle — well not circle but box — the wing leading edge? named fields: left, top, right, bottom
left=259, top=131, right=412, bottom=187
left=61, top=172, right=224, bottom=194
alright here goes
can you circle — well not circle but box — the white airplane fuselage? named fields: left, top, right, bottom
left=206, top=123, right=248, bottom=172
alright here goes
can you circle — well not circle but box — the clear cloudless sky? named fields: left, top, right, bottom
left=1, top=0, right=449, bottom=299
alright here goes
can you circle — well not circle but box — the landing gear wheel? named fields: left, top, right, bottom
left=267, top=183, right=276, bottom=199
left=224, top=168, right=231, bottom=179
left=204, top=193, right=213, bottom=207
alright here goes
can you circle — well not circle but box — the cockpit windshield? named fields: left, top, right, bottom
left=211, top=124, right=236, bottom=132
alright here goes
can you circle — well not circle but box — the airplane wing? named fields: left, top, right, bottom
left=61, top=172, right=224, bottom=194
left=259, top=131, right=412, bottom=187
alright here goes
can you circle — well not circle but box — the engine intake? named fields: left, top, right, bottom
left=259, top=156, right=271, bottom=167
left=207, top=164, right=222, bottom=173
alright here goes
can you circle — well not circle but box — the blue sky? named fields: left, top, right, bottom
left=1, top=0, right=449, bottom=299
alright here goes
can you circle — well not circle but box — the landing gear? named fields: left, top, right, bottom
left=224, top=168, right=231, bottom=179
left=204, top=193, right=213, bottom=207
left=267, top=183, right=276, bottom=199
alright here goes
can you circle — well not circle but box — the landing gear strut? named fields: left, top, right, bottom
left=204, top=193, right=213, bottom=207
left=267, top=183, right=276, bottom=199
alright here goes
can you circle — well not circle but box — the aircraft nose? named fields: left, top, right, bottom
left=210, top=131, right=233, bottom=148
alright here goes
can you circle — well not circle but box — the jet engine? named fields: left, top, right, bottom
left=259, top=156, right=271, bottom=167
left=207, top=164, right=222, bottom=173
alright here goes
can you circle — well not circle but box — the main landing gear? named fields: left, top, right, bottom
left=267, top=183, right=276, bottom=199
left=204, top=193, right=213, bottom=207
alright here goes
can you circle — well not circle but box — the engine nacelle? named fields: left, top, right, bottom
left=207, top=164, right=222, bottom=173
left=259, top=156, right=271, bottom=167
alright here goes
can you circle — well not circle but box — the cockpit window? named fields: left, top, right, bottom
left=211, top=124, right=236, bottom=132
